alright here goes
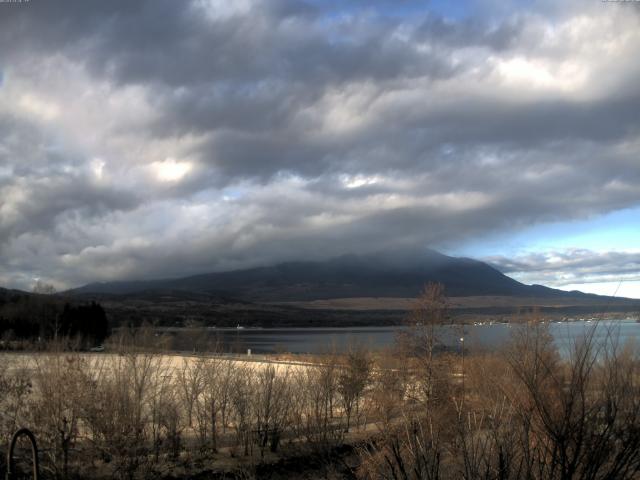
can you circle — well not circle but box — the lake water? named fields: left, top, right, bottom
left=177, top=319, right=640, bottom=355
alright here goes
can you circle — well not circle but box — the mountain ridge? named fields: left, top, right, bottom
left=68, top=250, right=627, bottom=303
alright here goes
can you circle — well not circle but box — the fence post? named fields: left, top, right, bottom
left=6, top=428, right=39, bottom=480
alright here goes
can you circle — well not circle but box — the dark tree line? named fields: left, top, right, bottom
left=0, top=292, right=109, bottom=345
left=58, top=302, right=109, bottom=343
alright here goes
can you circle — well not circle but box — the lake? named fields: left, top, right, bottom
left=169, top=318, right=640, bottom=355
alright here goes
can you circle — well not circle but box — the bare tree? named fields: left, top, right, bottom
left=253, top=364, right=293, bottom=456
left=358, top=412, right=445, bottom=480
left=229, top=364, right=255, bottom=456
left=369, top=351, right=408, bottom=429
left=398, top=282, right=449, bottom=406
left=32, top=280, right=57, bottom=295
left=79, top=352, right=164, bottom=479
left=290, top=359, right=345, bottom=449
left=195, top=357, right=232, bottom=454
left=176, top=357, right=205, bottom=430
left=28, top=352, right=87, bottom=479
left=506, top=321, right=640, bottom=480
left=338, top=346, right=371, bottom=432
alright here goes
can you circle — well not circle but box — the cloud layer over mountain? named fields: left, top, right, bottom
left=0, top=0, right=639, bottom=290
left=488, top=249, right=640, bottom=291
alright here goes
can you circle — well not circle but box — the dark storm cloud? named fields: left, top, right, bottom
left=0, top=0, right=639, bottom=288
left=0, top=0, right=455, bottom=86
left=414, top=14, right=524, bottom=50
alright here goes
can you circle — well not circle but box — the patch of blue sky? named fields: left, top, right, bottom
left=426, top=0, right=474, bottom=20
left=305, top=0, right=459, bottom=21
left=449, top=205, right=640, bottom=258
left=310, top=0, right=536, bottom=21
left=219, top=187, right=245, bottom=201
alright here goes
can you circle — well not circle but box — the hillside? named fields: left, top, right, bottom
left=69, top=249, right=631, bottom=303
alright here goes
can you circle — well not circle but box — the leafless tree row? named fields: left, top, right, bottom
left=358, top=286, right=640, bottom=480
left=0, top=344, right=375, bottom=479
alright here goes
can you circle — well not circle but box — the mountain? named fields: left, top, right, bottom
left=0, top=286, right=33, bottom=303
left=69, top=249, right=603, bottom=302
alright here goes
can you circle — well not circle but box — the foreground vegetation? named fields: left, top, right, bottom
left=1, top=285, right=639, bottom=479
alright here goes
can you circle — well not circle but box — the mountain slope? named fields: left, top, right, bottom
left=69, top=249, right=602, bottom=302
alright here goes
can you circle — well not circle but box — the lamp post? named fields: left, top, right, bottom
left=460, top=336, right=465, bottom=402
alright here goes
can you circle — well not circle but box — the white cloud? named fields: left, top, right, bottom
left=560, top=281, right=640, bottom=300
left=487, top=249, right=640, bottom=298
left=151, top=158, right=193, bottom=182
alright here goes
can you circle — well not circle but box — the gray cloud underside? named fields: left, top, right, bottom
left=0, top=0, right=639, bottom=288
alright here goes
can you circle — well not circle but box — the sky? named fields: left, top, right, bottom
left=0, top=0, right=639, bottom=298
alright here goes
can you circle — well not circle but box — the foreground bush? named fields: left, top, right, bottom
left=358, top=322, right=640, bottom=480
